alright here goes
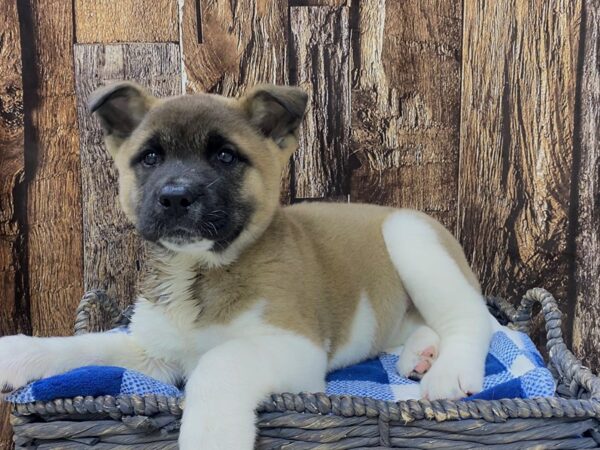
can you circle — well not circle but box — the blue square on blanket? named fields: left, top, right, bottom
left=5, top=365, right=183, bottom=403
left=466, top=378, right=525, bottom=401
left=485, top=353, right=506, bottom=376
left=31, top=366, right=124, bottom=401
left=327, top=357, right=389, bottom=384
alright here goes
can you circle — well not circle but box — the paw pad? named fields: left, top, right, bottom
left=407, top=346, right=438, bottom=381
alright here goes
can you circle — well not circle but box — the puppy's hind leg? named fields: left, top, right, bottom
left=382, top=211, right=492, bottom=400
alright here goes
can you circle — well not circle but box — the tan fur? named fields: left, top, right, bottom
left=99, top=83, right=480, bottom=362
left=139, top=203, right=479, bottom=360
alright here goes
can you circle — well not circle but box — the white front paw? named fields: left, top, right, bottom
left=420, top=350, right=484, bottom=400
left=0, top=335, right=46, bottom=398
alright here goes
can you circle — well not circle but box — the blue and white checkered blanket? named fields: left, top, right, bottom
left=326, top=323, right=555, bottom=401
left=7, top=321, right=555, bottom=404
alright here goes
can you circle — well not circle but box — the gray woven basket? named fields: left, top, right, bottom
left=10, top=287, right=600, bottom=449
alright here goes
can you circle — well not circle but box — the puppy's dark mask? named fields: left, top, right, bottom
left=89, top=82, right=308, bottom=254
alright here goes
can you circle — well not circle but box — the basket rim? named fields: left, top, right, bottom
left=10, top=287, right=600, bottom=424
left=11, top=391, right=600, bottom=424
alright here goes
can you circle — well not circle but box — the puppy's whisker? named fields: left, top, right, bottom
left=205, top=177, right=221, bottom=189
left=208, top=222, right=218, bottom=235
left=206, top=210, right=227, bottom=218
left=205, top=213, right=227, bottom=220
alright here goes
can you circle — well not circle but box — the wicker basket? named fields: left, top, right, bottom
left=10, top=287, right=600, bottom=449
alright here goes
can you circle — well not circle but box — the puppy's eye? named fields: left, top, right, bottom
left=217, top=147, right=237, bottom=165
left=142, top=151, right=162, bottom=167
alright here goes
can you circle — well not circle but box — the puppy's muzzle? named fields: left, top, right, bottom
left=158, top=183, right=198, bottom=218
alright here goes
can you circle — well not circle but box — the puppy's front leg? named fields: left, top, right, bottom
left=179, top=333, right=327, bottom=450
left=0, top=332, right=178, bottom=396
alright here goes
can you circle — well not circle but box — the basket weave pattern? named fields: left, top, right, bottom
left=10, top=288, right=600, bottom=449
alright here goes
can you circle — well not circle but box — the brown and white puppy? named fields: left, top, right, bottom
left=0, top=83, right=492, bottom=449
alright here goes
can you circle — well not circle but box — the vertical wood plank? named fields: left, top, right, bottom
left=21, top=0, right=84, bottom=337
left=74, top=0, right=178, bottom=43
left=290, top=6, right=351, bottom=199
left=74, top=44, right=182, bottom=309
left=572, top=0, right=600, bottom=370
left=458, top=1, right=581, bottom=333
left=0, top=0, right=27, bottom=336
left=181, top=0, right=288, bottom=96
left=0, top=0, right=26, bottom=445
left=349, top=0, right=463, bottom=230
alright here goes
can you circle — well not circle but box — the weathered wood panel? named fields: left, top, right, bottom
left=0, top=0, right=25, bottom=445
left=290, top=6, right=351, bottom=199
left=0, top=0, right=27, bottom=336
left=349, top=0, right=463, bottom=230
left=572, top=0, right=600, bottom=369
left=458, top=1, right=581, bottom=338
left=74, top=44, right=182, bottom=309
left=181, top=0, right=288, bottom=96
left=74, top=0, right=178, bottom=43
left=21, top=0, right=85, bottom=337
left=289, top=0, right=348, bottom=6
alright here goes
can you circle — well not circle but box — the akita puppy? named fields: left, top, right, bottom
left=0, top=83, right=492, bottom=449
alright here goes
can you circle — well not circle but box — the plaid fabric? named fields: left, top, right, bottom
left=326, top=322, right=556, bottom=401
left=7, top=321, right=555, bottom=404
left=7, top=366, right=182, bottom=403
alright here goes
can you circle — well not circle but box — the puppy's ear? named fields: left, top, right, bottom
left=89, top=81, right=155, bottom=140
left=241, top=84, right=308, bottom=147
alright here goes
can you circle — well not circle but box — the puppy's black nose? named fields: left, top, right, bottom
left=158, top=184, right=195, bottom=217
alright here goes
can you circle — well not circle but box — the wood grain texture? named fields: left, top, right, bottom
left=0, top=0, right=25, bottom=445
left=289, top=0, right=348, bottom=6
left=20, top=0, right=84, bottom=337
left=290, top=6, right=351, bottom=199
left=0, top=0, right=27, bottom=336
left=74, top=0, right=178, bottom=43
left=572, top=0, right=600, bottom=370
left=349, top=0, right=463, bottom=230
left=182, top=0, right=288, bottom=95
left=74, top=44, right=182, bottom=309
left=458, top=0, right=581, bottom=333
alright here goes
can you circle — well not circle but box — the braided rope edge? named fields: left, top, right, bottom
left=12, top=393, right=600, bottom=423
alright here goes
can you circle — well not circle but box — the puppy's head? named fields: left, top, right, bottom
left=89, top=82, right=307, bottom=264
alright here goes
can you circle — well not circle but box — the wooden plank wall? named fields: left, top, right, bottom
left=23, top=0, right=84, bottom=338
left=290, top=6, right=351, bottom=200
left=350, top=0, right=463, bottom=231
left=573, top=0, right=600, bottom=371
left=0, top=0, right=26, bottom=441
left=0, top=1, right=598, bottom=448
left=459, top=0, right=581, bottom=343
left=74, top=0, right=179, bottom=43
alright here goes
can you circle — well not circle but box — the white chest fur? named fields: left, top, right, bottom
left=130, top=298, right=276, bottom=377
left=128, top=253, right=291, bottom=378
